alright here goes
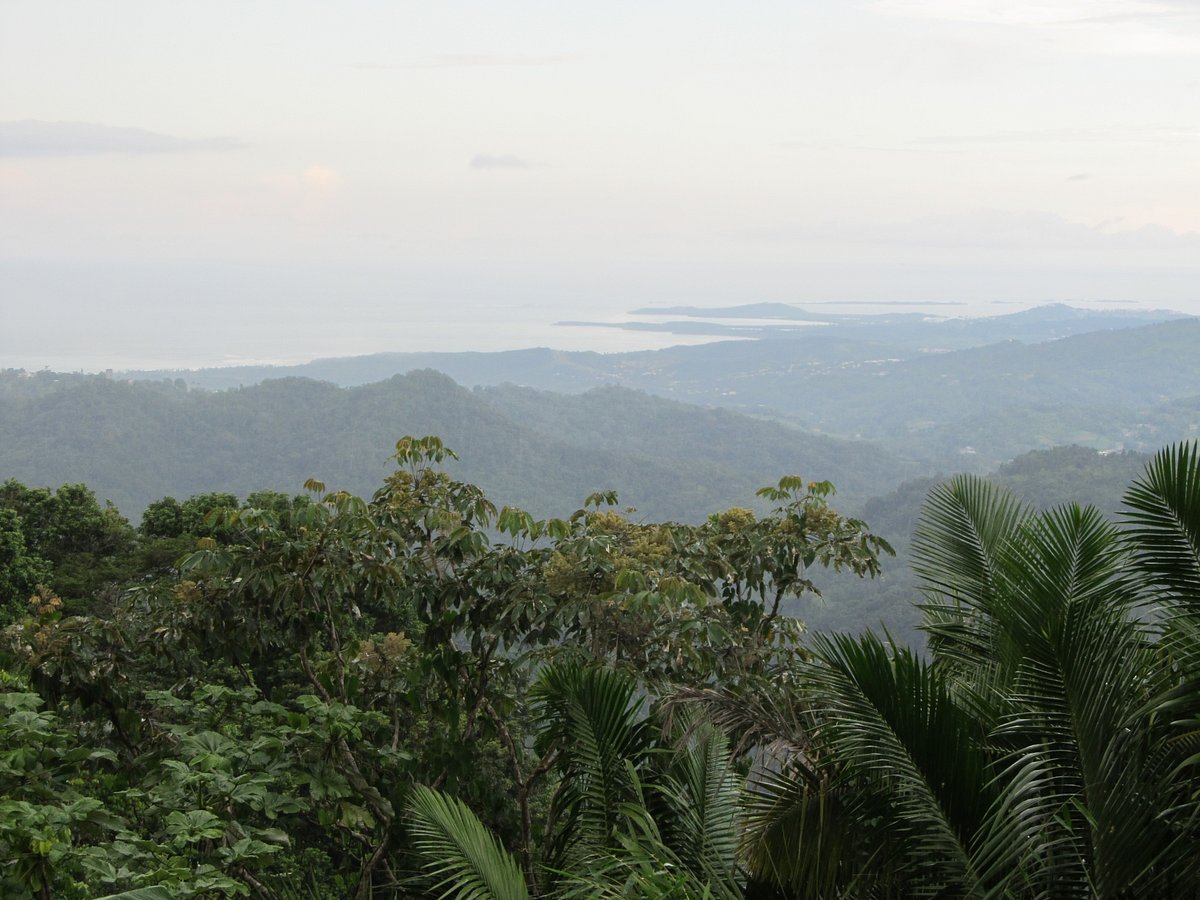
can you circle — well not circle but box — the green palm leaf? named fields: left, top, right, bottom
left=670, top=679, right=858, bottom=894
left=657, top=718, right=743, bottom=893
left=732, top=633, right=995, bottom=897
left=1120, top=442, right=1200, bottom=891
left=913, top=474, right=1028, bottom=680
left=913, top=474, right=1027, bottom=609
left=406, top=784, right=531, bottom=900
left=553, top=769, right=721, bottom=900
left=533, top=662, right=653, bottom=865
left=970, top=504, right=1146, bottom=894
left=808, top=631, right=993, bottom=896
left=1123, top=440, right=1200, bottom=613
left=739, top=759, right=866, bottom=898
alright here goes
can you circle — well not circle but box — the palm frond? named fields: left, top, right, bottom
left=913, top=475, right=1028, bottom=676
left=553, top=813, right=715, bottom=900
left=533, top=662, right=653, bottom=865
left=406, top=784, right=531, bottom=900
left=984, top=504, right=1174, bottom=896
left=808, top=631, right=993, bottom=895
left=1122, top=440, right=1200, bottom=615
left=657, top=716, right=743, bottom=891
left=740, top=760, right=869, bottom=898
left=668, top=676, right=817, bottom=761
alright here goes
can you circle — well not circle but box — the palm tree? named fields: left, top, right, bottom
left=406, top=662, right=743, bottom=899
left=697, top=442, right=1200, bottom=898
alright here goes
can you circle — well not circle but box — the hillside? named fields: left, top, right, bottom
left=0, top=369, right=907, bottom=520
left=120, top=313, right=1200, bottom=471
left=1, top=367, right=1183, bottom=649
left=127, top=303, right=1187, bottom=390
left=610, top=301, right=1186, bottom=348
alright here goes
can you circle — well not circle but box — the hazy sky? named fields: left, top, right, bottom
left=2, top=1, right=1199, bottom=367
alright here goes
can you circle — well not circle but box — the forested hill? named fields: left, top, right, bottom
left=0, top=369, right=908, bottom=519
left=125, top=302, right=1187, bottom=391
left=119, top=314, right=1200, bottom=472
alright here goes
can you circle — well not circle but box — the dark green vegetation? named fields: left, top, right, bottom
left=1, top=436, right=889, bottom=896
left=3, top=357, right=1189, bottom=646
left=2, top=437, right=1199, bottom=897
left=0, top=480, right=141, bottom=620
left=4, top=303, right=1199, bottom=896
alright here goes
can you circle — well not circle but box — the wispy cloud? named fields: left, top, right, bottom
left=913, top=125, right=1200, bottom=145
left=0, top=120, right=241, bottom=157
left=746, top=210, right=1200, bottom=252
left=780, top=139, right=955, bottom=154
left=347, top=54, right=577, bottom=70
left=470, top=153, right=541, bottom=170
left=872, top=0, right=1198, bottom=27
left=1065, top=173, right=1091, bottom=182
left=871, top=0, right=1200, bottom=54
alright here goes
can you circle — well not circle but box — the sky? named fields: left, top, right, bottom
left=2, top=0, right=1199, bottom=369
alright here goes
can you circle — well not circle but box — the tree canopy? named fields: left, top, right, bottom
left=1, top=438, right=1197, bottom=898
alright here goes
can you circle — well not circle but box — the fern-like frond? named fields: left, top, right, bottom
left=533, top=662, right=653, bottom=868
left=1123, top=440, right=1200, bottom=615
left=406, top=784, right=531, bottom=900
left=808, top=631, right=993, bottom=895
left=913, top=475, right=1028, bottom=680
left=657, top=717, right=743, bottom=891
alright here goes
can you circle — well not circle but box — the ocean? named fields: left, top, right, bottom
left=0, top=258, right=1177, bottom=373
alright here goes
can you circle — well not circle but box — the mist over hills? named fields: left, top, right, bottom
left=0, top=369, right=906, bottom=520
left=7, top=300, right=1198, bottom=642
left=8, top=300, right=1197, bottom=527
left=586, top=300, right=1186, bottom=347
left=124, top=303, right=1186, bottom=392
left=116, top=305, right=1200, bottom=472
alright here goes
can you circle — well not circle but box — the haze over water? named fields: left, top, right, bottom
left=4, top=3, right=1200, bottom=374
left=1, top=257, right=1186, bottom=374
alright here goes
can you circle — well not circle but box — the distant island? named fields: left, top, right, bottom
left=559, top=301, right=1188, bottom=342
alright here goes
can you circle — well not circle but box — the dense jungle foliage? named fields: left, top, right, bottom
left=1, top=437, right=1198, bottom=898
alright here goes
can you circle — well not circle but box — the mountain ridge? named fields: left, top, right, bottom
left=0, top=369, right=908, bottom=519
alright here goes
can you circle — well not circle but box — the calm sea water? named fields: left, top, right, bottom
left=0, top=258, right=1174, bottom=373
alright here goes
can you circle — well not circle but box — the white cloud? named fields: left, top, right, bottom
left=301, top=165, right=340, bottom=193
left=347, top=54, right=577, bottom=70
left=0, top=120, right=241, bottom=157
left=470, top=154, right=540, bottom=170
left=871, top=0, right=1200, bottom=53
left=748, top=209, right=1200, bottom=253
